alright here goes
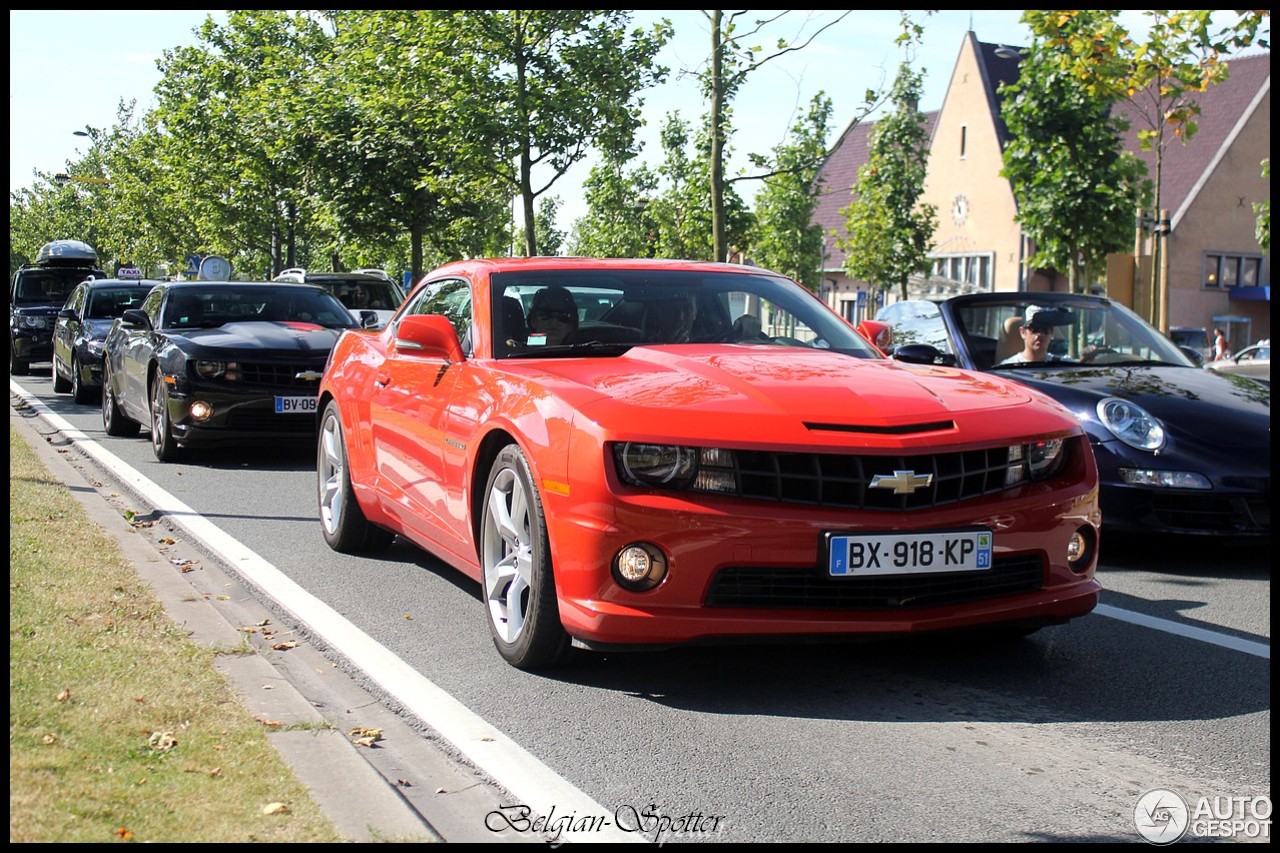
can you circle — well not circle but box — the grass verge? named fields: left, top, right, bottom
left=9, top=425, right=345, bottom=843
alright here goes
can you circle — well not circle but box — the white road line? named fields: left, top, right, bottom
left=1094, top=603, right=1270, bottom=659
left=12, top=381, right=644, bottom=844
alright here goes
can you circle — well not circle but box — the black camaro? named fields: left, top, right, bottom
left=882, top=292, right=1270, bottom=539
left=101, top=281, right=359, bottom=462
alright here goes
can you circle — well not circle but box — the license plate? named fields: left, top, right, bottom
left=274, top=395, right=317, bottom=414
left=826, top=528, right=992, bottom=577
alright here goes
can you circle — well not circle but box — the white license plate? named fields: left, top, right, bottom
left=826, top=529, right=992, bottom=576
left=274, top=395, right=317, bottom=414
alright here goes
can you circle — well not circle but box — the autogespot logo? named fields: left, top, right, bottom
left=1135, top=789, right=1190, bottom=845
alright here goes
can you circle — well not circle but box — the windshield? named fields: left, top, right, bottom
left=328, top=280, right=404, bottom=312
left=13, top=269, right=97, bottom=306
left=162, top=286, right=357, bottom=330
left=86, top=287, right=153, bottom=319
left=952, top=297, right=1196, bottom=370
left=492, top=269, right=880, bottom=359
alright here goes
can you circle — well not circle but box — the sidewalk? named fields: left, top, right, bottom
left=10, top=399, right=535, bottom=844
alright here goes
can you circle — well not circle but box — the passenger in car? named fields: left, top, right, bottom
left=527, top=286, right=578, bottom=346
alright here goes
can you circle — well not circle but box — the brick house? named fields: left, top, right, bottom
left=813, top=31, right=1270, bottom=346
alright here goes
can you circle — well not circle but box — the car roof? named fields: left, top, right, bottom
left=422, top=256, right=782, bottom=280
left=82, top=278, right=162, bottom=288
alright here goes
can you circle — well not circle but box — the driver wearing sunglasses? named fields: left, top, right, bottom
left=527, top=285, right=579, bottom=346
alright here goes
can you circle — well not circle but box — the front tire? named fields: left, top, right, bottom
left=52, top=357, right=71, bottom=393
left=317, top=400, right=394, bottom=553
left=150, top=375, right=183, bottom=462
left=481, top=443, right=570, bottom=670
left=101, top=364, right=140, bottom=437
left=71, top=355, right=94, bottom=404
left=10, top=343, right=29, bottom=376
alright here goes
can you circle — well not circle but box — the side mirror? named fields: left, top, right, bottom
left=892, top=343, right=957, bottom=367
left=358, top=309, right=381, bottom=329
left=856, top=319, right=893, bottom=353
left=1177, top=345, right=1205, bottom=367
left=393, top=314, right=464, bottom=362
left=58, top=307, right=77, bottom=319
left=120, top=308, right=152, bottom=330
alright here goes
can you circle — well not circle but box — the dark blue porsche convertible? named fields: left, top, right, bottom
left=881, top=292, right=1269, bottom=539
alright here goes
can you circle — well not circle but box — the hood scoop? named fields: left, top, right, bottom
left=805, top=420, right=956, bottom=435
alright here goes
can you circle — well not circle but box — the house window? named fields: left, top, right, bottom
left=1204, top=253, right=1264, bottom=289
left=931, top=253, right=993, bottom=290
left=959, top=124, right=968, bottom=159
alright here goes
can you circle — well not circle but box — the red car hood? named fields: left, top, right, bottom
left=514, top=346, right=1072, bottom=450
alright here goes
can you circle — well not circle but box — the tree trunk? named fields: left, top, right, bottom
left=709, top=10, right=727, bottom=263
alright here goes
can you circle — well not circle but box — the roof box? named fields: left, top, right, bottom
left=35, top=239, right=99, bottom=267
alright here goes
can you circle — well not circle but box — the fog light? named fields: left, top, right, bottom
left=1118, top=468, right=1211, bottom=489
left=189, top=400, right=213, bottom=422
left=1066, top=525, right=1096, bottom=574
left=612, top=543, right=668, bottom=591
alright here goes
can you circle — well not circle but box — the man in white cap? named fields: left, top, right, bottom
left=998, top=305, right=1068, bottom=365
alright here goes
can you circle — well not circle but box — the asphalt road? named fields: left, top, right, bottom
left=10, top=370, right=1271, bottom=844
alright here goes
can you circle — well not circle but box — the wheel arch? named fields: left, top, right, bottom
left=468, top=428, right=523, bottom=561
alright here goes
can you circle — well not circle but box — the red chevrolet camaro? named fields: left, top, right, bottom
left=317, top=258, right=1101, bottom=669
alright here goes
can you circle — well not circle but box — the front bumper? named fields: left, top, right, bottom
left=163, top=382, right=320, bottom=446
left=545, top=470, right=1101, bottom=648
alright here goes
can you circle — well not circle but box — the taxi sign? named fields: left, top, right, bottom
left=116, top=266, right=144, bottom=279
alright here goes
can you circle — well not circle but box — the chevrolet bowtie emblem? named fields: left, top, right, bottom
left=869, top=470, right=934, bottom=494
left=294, top=370, right=324, bottom=382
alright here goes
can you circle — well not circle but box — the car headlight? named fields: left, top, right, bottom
left=1096, top=397, right=1166, bottom=451
left=194, top=360, right=226, bottom=379
left=21, top=316, right=47, bottom=329
left=613, top=443, right=699, bottom=488
left=1006, top=439, right=1066, bottom=484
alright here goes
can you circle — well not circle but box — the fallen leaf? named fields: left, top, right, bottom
left=55, top=688, right=71, bottom=702
left=270, top=641, right=298, bottom=651
left=159, top=537, right=176, bottom=545
left=42, top=733, right=58, bottom=745
left=256, top=717, right=283, bottom=729
left=260, top=684, right=274, bottom=690
left=262, top=802, right=291, bottom=815
left=148, top=731, right=178, bottom=752
left=403, top=613, right=413, bottom=620
left=115, top=827, right=134, bottom=841
left=216, top=595, right=230, bottom=601
left=353, top=736, right=380, bottom=748
left=397, top=779, right=413, bottom=787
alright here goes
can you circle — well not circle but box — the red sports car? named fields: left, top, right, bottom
left=317, top=258, right=1101, bottom=669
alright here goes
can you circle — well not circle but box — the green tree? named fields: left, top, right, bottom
left=153, top=11, right=332, bottom=277
left=748, top=94, right=832, bottom=288
left=696, top=10, right=854, bottom=262
left=998, top=14, right=1150, bottom=294
left=1256, top=158, right=1270, bottom=252
left=568, top=152, right=658, bottom=257
left=1021, top=10, right=1270, bottom=326
left=313, top=10, right=510, bottom=279
left=838, top=61, right=936, bottom=300
left=535, top=197, right=566, bottom=257
left=450, top=10, right=671, bottom=257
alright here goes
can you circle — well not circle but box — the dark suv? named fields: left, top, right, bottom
left=10, top=240, right=106, bottom=374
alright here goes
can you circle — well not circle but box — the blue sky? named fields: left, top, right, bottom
left=10, top=10, right=1158, bottom=230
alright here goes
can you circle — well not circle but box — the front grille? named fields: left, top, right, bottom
left=238, top=362, right=325, bottom=387
left=731, top=447, right=1018, bottom=510
left=1151, top=493, right=1271, bottom=533
left=704, top=554, right=1045, bottom=610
